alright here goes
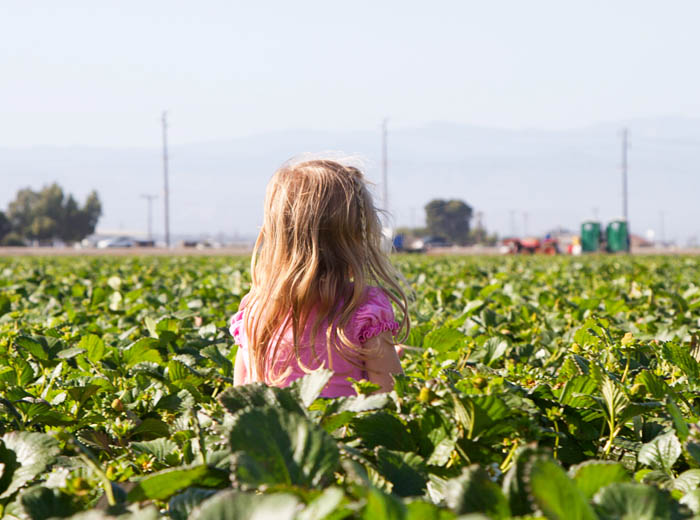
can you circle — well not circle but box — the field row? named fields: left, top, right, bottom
left=0, top=255, right=699, bottom=519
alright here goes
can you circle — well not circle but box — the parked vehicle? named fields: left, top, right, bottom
left=97, top=236, right=136, bottom=248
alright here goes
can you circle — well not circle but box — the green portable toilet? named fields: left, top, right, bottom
left=606, top=219, right=629, bottom=253
left=581, top=221, right=601, bottom=252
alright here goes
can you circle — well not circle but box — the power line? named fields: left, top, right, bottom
left=162, top=111, right=170, bottom=248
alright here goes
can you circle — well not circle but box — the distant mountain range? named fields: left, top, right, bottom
left=2, top=116, right=699, bottom=244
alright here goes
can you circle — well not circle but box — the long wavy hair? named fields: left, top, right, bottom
left=242, top=158, right=409, bottom=384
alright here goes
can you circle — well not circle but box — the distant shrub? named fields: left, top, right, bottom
left=1, top=232, right=26, bottom=246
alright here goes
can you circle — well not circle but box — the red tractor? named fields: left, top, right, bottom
left=502, top=237, right=559, bottom=255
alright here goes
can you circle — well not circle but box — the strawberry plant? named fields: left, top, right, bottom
left=0, top=255, right=699, bottom=518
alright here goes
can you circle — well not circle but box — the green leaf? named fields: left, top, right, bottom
left=673, top=469, right=700, bottom=494
left=229, top=407, right=339, bottom=487
left=666, top=397, right=690, bottom=442
left=593, top=482, right=676, bottom=520
left=474, top=337, right=510, bottom=366
left=201, top=345, right=233, bottom=378
left=570, top=460, right=631, bottom=499
left=168, top=487, right=217, bottom=520
left=351, top=412, right=416, bottom=452
left=218, top=383, right=305, bottom=416
left=558, top=375, right=597, bottom=408
left=528, top=457, right=597, bottom=520
left=78, top=334, right=105, bottom=362
left=423, top=327, right=466, bottom=353
left=502, top=448, right=549, bottom=516
left=405, top=500, right=458, bottom=520
left=0, top=432, right=60, bottom=499
left=189, top=490, right=299, bottom=520
left=15, top=336, right=48, bottom=360
left=362, top=487, right=405, bottom=520
left=129, top=418, right=171, bottom=439
left=127, top=465, right=229, bottom=502
left=292, top=368, right=333, bottom=407
left=122, top=337, right=162, bottom=368
left=132, top=438, right=179, bottom=463
left=445, top=465, right=510, bottom=519
left=638, top=431, right=681, bottom=473
left=375, top=447, right=427, bottom=497
left=20, top=486, right=75, bottom=520
left=680, top=488, right=700, bottom=515
left=296, top=487, right=345, bottom=520
left=634, top=371, right=668, bottom=400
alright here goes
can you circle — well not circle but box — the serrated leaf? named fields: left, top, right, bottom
left=0, top=432, right=60, bottom=499
left=78, top=334, right=105, bottom=362
left=570, top=460, right=630, bottom=499
left=127, top=465, right=229, bottom=502
left=190, top=490, right=299, bottom=520
left=292, top=368, right=333, bottom=407
left=132, top=438, right=179, bottom=463
left=122, top=337, right=162, bottom=368
left=229, top=407, right=339, bottom=487
left=376, top=447, right=427, bottom=497
left=362, top=487, right=405, bottom=520
left=445, top=465, right=510, bottom=519
left=528, top=457, right=597, bottom=520
left=296, top=487, right=345, bottom=520
left=423, top=327, right=467, bottom=353
left=673, top=469, right=700, bottom=494
left=593, top=482, right=675, bottom=520
left=638, top=431, right=681, bottom=473
left=218, top=383, right=305, bottom=416
left=168, top=487, right=217, bottom=520
left=20, top=485, right=74, bottom=520
left=351, top=412, right=415, bottom=452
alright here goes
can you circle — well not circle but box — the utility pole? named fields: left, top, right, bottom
left=141, top=194, right=157, bottom=241
left=162, top=111, right=171, bottom=248
left=621, top=128, right=629, bottom=222
left=381, top=118, right=388, bottom=218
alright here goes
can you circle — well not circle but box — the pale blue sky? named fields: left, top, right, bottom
left=3, top=1, right=700, bottom=146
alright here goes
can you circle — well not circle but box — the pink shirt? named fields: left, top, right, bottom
left=229, top=286, right=399, bottom=397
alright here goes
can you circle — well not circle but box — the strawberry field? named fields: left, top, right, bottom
left=1, top=255, right=700, bottom=519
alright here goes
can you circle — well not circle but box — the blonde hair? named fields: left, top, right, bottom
left=243, top=158, right=409, bottom=384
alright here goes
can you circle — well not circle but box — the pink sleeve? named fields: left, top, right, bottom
left=351, top=287, right=400, bottom=344
left=229, top=294, right=249, bottom=348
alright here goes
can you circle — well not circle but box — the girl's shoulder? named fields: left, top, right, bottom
left=229, top=294, right=250, bottom=347
left=350, top=286, right=400, bottom=343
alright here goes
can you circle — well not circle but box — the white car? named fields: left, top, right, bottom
left=97, top=236, right=135, bottom=248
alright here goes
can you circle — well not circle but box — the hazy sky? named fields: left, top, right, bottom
left=3, top=1, right=700, bottom=147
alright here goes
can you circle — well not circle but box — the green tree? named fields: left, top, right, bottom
left=6, top=184, right=102, bottom=243
left=0, top=211, right=10, bottom=242
left=425, top=199, right=473, bottom=245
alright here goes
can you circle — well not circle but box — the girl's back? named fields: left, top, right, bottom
left=231, top=158, right=409, bottom=395
left=231, top=286, right=399, bottom=397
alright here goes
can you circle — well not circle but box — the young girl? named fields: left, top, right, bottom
left=230, top=158, right=409, bottom=397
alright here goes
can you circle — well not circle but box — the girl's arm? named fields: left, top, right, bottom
left=233, top=349, right=247, bottom=386
left=364, top=330, right=403, bottom=393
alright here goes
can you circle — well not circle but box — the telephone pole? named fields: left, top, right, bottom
left=141, top=194, right=157, bottom=241
left=381, top=118, right=388, bottom=217
left=621, top=128, right=629, bottom=222
left=162, top=111, right=170, bottom=247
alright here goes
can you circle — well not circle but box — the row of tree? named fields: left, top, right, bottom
left=0, top=184, right=102, bottom=246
